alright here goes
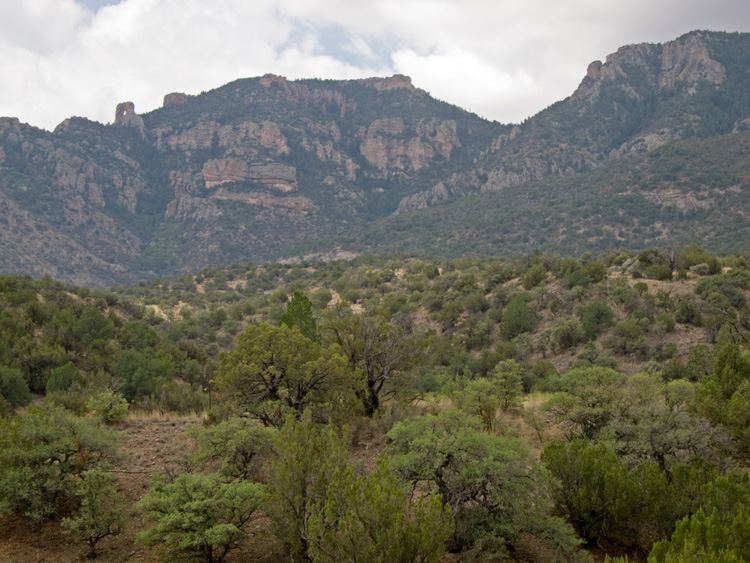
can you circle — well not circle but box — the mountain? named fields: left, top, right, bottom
left=1, top=30, right=749, bottom=286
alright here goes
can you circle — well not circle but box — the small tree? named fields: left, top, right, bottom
left=136, top=472, right=266, bottom=563
left=308, top=456, right=454, bottom=563
left=280, top=290, right=319, bottom=342
left=62, top=469, right=126, bottom=559
left=0, top=404, right=120, bottom=522
left=86, top=389, right=129, bottom=425
left=188, top=417, right=276, bottom=480
left=387, top=410, right=583, bottom=559
left=267, top=412, right=349, bottom=562
left=491, top=359, right=525, bottom=411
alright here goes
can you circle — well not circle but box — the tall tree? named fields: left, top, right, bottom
left=322, top=304, right=426, bottom=416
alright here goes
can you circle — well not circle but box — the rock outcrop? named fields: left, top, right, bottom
left=201, top=160, right=297, bottom=191
left=358, top=118, right=459, bottom=175
left=114, top=102, right=146, bottom=138
left=572, top=32, right=726, bottom=101
left=163, top=92, right=189, bottom=107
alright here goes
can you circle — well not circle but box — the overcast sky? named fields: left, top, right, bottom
left=1, top=0, right=749, bottom=131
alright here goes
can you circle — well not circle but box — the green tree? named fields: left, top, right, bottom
left=189, top=417, right=276, bottom=480
left=500, top=295, right=537, bottom=340
left=86, top=389, right=129, bottom=425
left=0, top=405, right=120, bottom=522
left=453, top=378, right=501, bottom=432
left=491, top=358, right=525, bottom=411
left=322, top=305, right=426, bottom=417
left=649, top=472, right=750, bottom=563
left=579, top=301, right=615, bottom=341
left=308, top=456, right=454, bottom=563
left=543, top=366, right=626, bottom=438
left=0, top=365, right=32, bottom=411
left=62, top=469, right=126, bottom=559
left=267, top=412, right=349, bottom=562
left=137, top=472, right=266, bottom=563
left=216, top=323, right=354, bottom=426
left=280, top=290, right=319, bottom=342
left=387, top=410, right=582, bottom=560
left=692, top=342, right=750, bottom=454
left=550, top=319, right=586, bottom=352
left=45, top=361, right=85, bottom=394
left=542, top=438, right=673, bottom=554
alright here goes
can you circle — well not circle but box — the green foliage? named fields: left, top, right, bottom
left=692, top=342, right=750, bottom=455
left=580, top=301, right=615, bottom=341
left=189, top=417, right=276, bottom=480
left=542, top=438, right=674, bottom=553
left=280, top=289, right=319, bottom=342
left=216, top=323, right=355, bottom=426
left=0, top=405, right=120, bottom=522
left=522, top=263, right=547, bottom=290
left=0, top=365, right=32, bottom=410
left=648, top=472, right=750, bottom=563
left=46, top=362, right=85, bottom=394
left=543, top=366, right=626, bottom=438
left=61, top=469, right=126, bottom=559
left=322, top=305, right=426, bottom=417
left=267, top=412, right=349, bottom=561
left=137, top=471, right=266, bottom=563
left=86, top=389, right=129, bottom=424
left=490, top=358, right=525, bottom=411
left=308, top=456, right=454, bottom=563
left=387, top=410, right=582, bottom=559
left=550, top=319, right=586, bottom=352
left=501, top=294, right=537, bottom=340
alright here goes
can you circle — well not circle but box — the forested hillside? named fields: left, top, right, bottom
left=2, top=246, right=750, bottom=561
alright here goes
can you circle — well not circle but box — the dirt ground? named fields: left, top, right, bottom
left=0, top=413, right=287, bottom=563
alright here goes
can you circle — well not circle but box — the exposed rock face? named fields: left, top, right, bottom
left=572, top=32, right=726, bottom=101
left=359, top=118, right=459, bottom=175
left=163, top=92, right=189, bottom=107
left=201, top=160, right=297, bottom=191
left=359, top=74, right=416, bottom=91
left=660, top=33, right=726, bottom=90
left=395, top=171, right=483, bottom=214
left=160, top=120, right=289, bottom=155
left=114, top=102, right=146, bottom=138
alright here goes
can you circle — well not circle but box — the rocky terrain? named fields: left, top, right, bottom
left=0, top=31, right=749, bottom=286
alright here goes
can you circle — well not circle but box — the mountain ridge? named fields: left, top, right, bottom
left=1, top=30, right=749, bottom=287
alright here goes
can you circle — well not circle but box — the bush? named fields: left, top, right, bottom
left=0, top=366, right=33, bottom=410
left=0, top=405, right=120, bottom=522
left=137, top=472, right=266, bottom=563
left=86, top=390, right=129, bottom=424
left=46, top=362, right=85, bottom=394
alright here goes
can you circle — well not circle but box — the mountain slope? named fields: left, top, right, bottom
left=1, top=31, right=749, bottom=286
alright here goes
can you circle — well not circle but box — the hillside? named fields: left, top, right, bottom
left=3, top=248, right=750, bottom=561
left=1, top=31, right=750, bottom=286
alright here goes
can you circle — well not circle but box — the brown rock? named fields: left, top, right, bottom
left=163, top=92, right=189, bottom=107
left=359, top=75, right=416, bottom=91
left=114, top=102, right=146, bottom=138
left=201, top=159, right=298, bottom=191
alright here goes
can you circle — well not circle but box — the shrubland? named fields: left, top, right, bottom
left=2, top=244, right=750, bottom=561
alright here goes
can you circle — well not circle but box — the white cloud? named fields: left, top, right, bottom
left=0, top=0, right=748, bottom=130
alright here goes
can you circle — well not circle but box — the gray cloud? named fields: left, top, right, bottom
left=0, top=0, right=748, bottom=130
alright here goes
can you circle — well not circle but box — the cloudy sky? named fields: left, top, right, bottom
left=1, top=0, right=749, bottom=131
